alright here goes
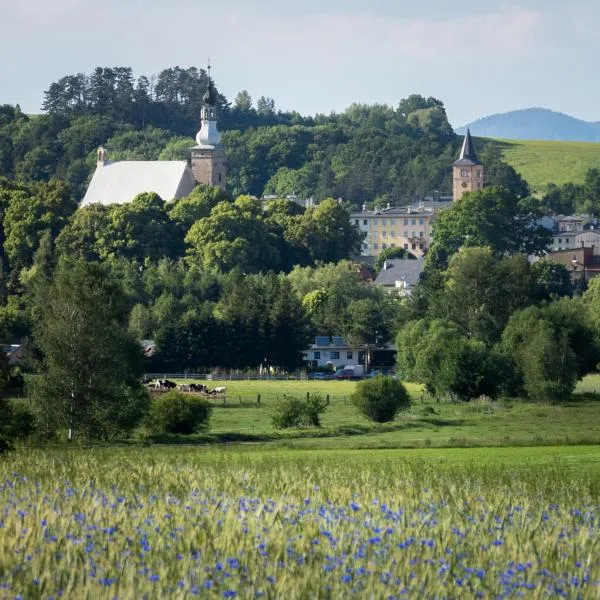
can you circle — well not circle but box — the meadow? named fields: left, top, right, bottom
left=0, top=446, right=599, bottom=598
left=146, top=376, right=600, bottom=450
left=496, top=138, right=600, bottom=192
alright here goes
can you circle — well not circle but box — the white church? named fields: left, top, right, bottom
left=81, top=69, right=227, bottom=207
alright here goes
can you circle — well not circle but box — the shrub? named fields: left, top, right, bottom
left=7, top=400, right=36, bottom=439
left=147, top=391, right=212, bottom=435
left=271, top=394, right=330, bottom=429
left=271, top=396, right=306, bottom=429
left=352, top=377, right=411, bottom=423
left=304, top=393, right=329, bottom=427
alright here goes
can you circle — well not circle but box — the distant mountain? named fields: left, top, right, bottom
left=456, top=108, right=600, bottom=142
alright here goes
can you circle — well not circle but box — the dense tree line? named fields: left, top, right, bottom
left=397, top=186, right=600, bottom=402
left=0, top=66, right=526, bottom=205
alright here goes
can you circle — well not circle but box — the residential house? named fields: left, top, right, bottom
left=303, top=336, right=365, bottom=370
left=374, top=259, right=425, bottom=296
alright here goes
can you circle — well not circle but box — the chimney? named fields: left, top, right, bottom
left=97, top=146, right=107, bottom=167
left=386, top=202, right=391, bottom=210
left=362, top=204, right=366, bottom=213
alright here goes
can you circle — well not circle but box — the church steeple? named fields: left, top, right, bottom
left=191, top=62, right=227, bottom=190
left=456, top=127, right=481, bottom=165
left=452, top=127, right=484, bottom=201
left=195, top=62, right=222, bottom=148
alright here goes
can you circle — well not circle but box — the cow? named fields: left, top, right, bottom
left=177, top=384, right=192, bottom=392
left=213, top=386, right=227, bottom=395
left=155, top=379, right=177, bottom=390
left=190, top=383, right=206, bottom=393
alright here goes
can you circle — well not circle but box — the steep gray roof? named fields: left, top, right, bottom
left=454, top=127, right=481, bottom=166
left=374, top=260, right=425, bottom=287
left=81, top=161, right=196, bottom=207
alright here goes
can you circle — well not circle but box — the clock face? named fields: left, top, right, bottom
left=461, top=182, right=468, bottom=189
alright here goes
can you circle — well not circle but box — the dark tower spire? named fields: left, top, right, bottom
left=456, top=127, right=481, bottom=165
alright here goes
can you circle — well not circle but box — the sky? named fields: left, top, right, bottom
left=1, top=0, right=599, bottom=127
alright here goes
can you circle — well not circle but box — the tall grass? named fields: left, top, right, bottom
left=0, top=447, right=599, bottom=598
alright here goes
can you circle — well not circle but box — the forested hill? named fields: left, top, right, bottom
left=456, top=108, right=600, bottom=142
left=0, top=65, right=524, bottom=205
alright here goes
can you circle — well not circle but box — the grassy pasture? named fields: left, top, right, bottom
left=496, top=138, right=600, bottom=192
left=1, top=445, right=599, bottom=598
left=148, top=376, right=600, bottom=449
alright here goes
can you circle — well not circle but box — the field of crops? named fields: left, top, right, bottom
left=0, top=446, right=599, bottom=598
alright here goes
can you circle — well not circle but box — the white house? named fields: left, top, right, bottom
left=303, top=336, right=365, bottom=370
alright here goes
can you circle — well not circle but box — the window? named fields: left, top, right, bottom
left=419, top=243, right=424, bottom=250
left=391, top=243, right=396, bottom=247
left=477, top=170, right=483, bottom=178
left=390, top=218, right=396, bottom=225
left=558, top=238, right=562, bottom=243
left=390, top=231, right=396, bottom=238
left=218, top=173, right=222, bottom=183
left=355, top=219, right=359, bottom=225
left=382, top=218, right=387, bottom=226
left=404, top=243, right=409, bottom=250
left=314, top=351, right=321, bottom=360
left=347, top=351, right=353, bottom=360
left=419, top=218, right=424, bottom=225
left=363, top=219, right=368, bottom=226
left=373, top=243, right=379, bottom=249
left=419, top=231, right=424, bottom=238
left=330, top=351, right=340, bottom=360
left=382, top=231, right=387, bottom=237
left=461, top=169, right=469, bottom=177
left=412, top=243, right=417, bottom=250
left=404, top=231, right=409, bottom=238
left=412, top=231, right=417, bottom=238
left=412, top=218, right=417, bottom=225
left=404, top=218, right=409, bottom=225
left=382, top=243, right=388, bottom=249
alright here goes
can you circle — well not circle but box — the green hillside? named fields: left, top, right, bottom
left=496, top=138, right=600, bottom=192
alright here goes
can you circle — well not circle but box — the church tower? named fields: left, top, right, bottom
left=453, top=127, right=483, bottom=201
left=190, top=65, right=227, bottom=190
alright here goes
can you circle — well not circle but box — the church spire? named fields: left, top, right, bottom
left=195, top=62, right=221, bottom=147
left=191, top=62, right=227, bottom=191
left=456, top=127, right=481, bottom=165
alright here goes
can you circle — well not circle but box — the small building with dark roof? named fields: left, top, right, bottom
left=374, top=259, right=425, bottom=295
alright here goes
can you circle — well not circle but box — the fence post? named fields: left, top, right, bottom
left=307, top=392, right=310, bottom=401
left=257, top=394, right=261, bottom=405
left=239, top=395, right=241, bottom=404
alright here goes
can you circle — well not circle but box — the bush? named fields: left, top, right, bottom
left=304, top=393, right=329, bottom=427
left=272, top=396, right=306, bottom=429
left=271, top=394, right=330, bottom=429
left=147, top=391, right=212, bottom=435
left=352, top=377, right=411, bottom=423
left=7, top=400, right=36, bottom=439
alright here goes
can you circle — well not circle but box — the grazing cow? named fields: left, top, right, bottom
left=213, top=386, right=227, bottom=395
left=190, top=383, right=206, bottom=393
left=177, top=384, right=192, bottom=392
left=155, top=379, right=177, bottom=390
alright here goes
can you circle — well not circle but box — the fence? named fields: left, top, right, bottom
left=145, top=373, right=309, bottom=381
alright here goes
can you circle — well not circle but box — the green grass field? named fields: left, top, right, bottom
left=144, top=375, right=600, bottom=450
left=495, top=138, right=600, bottom=192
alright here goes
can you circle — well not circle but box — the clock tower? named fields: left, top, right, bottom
left=453, top=127, right=483, bottom=201
left=190, top=65, right=227, bottom=190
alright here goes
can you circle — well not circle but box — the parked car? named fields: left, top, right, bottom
left=334, top=365, right=365, bottom=379
left=308, top=372, right=333, bottom=380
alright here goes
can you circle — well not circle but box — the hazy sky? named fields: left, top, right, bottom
left=1, top=0, right=598, bottom=126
